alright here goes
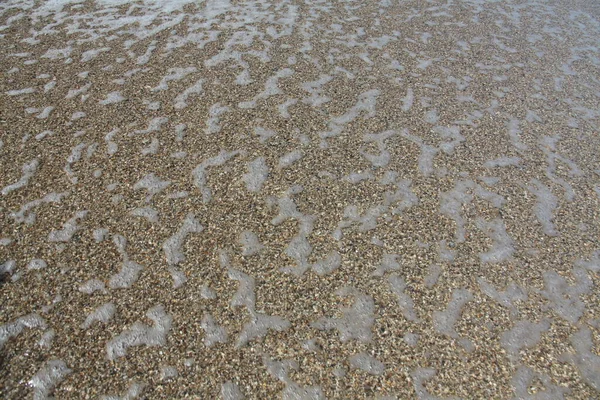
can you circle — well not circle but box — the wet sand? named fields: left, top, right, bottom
left=1, top=0, right=600, bottom=398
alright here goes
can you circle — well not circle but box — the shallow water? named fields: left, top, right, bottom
left=1, top=0, right=600, bottom=398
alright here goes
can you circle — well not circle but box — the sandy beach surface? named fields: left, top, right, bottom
left=1, top=0, right=600, bottom=398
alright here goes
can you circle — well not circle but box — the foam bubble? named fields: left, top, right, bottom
left=174, top=78, right=203, bottom=109
left=2, top=158, right=39, bottom=196
left=278, top=150, right=303, bottom=169
left=301, top=74, right=332, bottom=107
left=6, top=87, right=35, bottom=96
left=106, top=304, right=172, bottom=360
left=99, top=91, right=126, bottom=105
left=192, top=150, right=240, bottom=203
left=27, top=259, right=47, bottom=270
left=264, top=356, right=325, bottom=399
left=238, top=68, right=293, bottom=109
left=424, top=264, right=442, bottom=288
left=400, top=131, right=439, bottom=177
left=133, top=117, right=169, bottom=136
left=432, top=289, right=473, bottom=341
left=484, top=157, right=521, bottom=168
left=278, top=98, right=297, bottom=118
left=510, top=366, right=569, bottom=399
left=360, top=130, right=397, bottom=168
left=344, top=171, right=373, bottom=184
left=168, top=267, right=187, bottom=289
left=41, top=295, right=62, bottom=314
left=229, top=268, right=256, bottom=310
left=38, top=329, right=55, bottom=349
left=404, top=333, right=419, bottom=347
left=236, top=312, right=290, bottom=348
left=401, top=88, right=414, bottom=112
left=206, top=103, right=230, bottom=134
left=319, top=89, right=380, bottom=143
left=104, top=128, right=119, bottom=155
left=372, top=253, right=401, bottom=276
left=239, top=231, right=264, bottom=256
left=387, top=274, right=419, bottom=322
left=475, top=218, right=515, bottom=263
left=0, top=313, right=47, bottom=349
left=560, top=326, right=600, bottom=391
left=254, top=127, right=276, bottom=143
left=201, top=314, right=228, bottom=347
left=526, top=179, right=559, bottom=236
left=101, top=382, right=147, bottom=400
left=79, top=279, right=106, bottom=294
left=411, top=368, right=460, bottom=400
left=500, top=319, right=550, bottom=362
left=505, top=118, right=528, bottom=151
left=11, top=192, right=68, bottom=225
left=184, top=358, right=195, bottom=367
left=575, top=250, right=600, bottom=273
left=93, top=228, right=109, bottom=243
left=64, top=142, right=88, bottom=183
left=440, top=181, right=474, bottom=243
left=29, top=359, right=72, bottom=400
left=435, top=126, right=465, bottom=155
left=381, top=173, right=419, bottom=215
left=133, top=173, right=171, bottom=201
left=48, top=210, right=88, bottom=242
left=35, top=130, right=54, bottom=141
left=349, top=353, right=385, bottom=376
left=42, top=47, right=72, bottom=60
left=130, top=207, right=159, bottom=223
left=66, top=83, right=91, bottom=99
left=152, top=67, right=197, bottom=91
left=242, top=157, right=269, bottom=192
left=109, top=261, right=144, bottom=289
left=200, top=285, right=217, bottom=299
left=281, top=219, right=314, bottom=276
left=136, top=41, right=157, bottom=65
left=333, top=204, right=386, bottom=240
left=141, top=138, right=159, bottom=155
left=82, top=302, right=116, bottom=329
left=539, top=135, right=581, bottom=201
left=311, top=286, right=374, bottom=343
left=540, top=267, right=591, bottom=323
left=311, top=251, right=341, bottom=276
left=477, top=278, right=526, bottom=316
left=167, top=126, right=184, bottom=145
left=227, top=267, right=290, bottom=347
left=221, top=381, right=245, bottom=400
left=163, top=213, right=203, bottom=266
left=44, top=81, right=56, bottom=92
left=159, top=365, right=178, bottom=381
left=32, top=106, right=54, bottom=119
